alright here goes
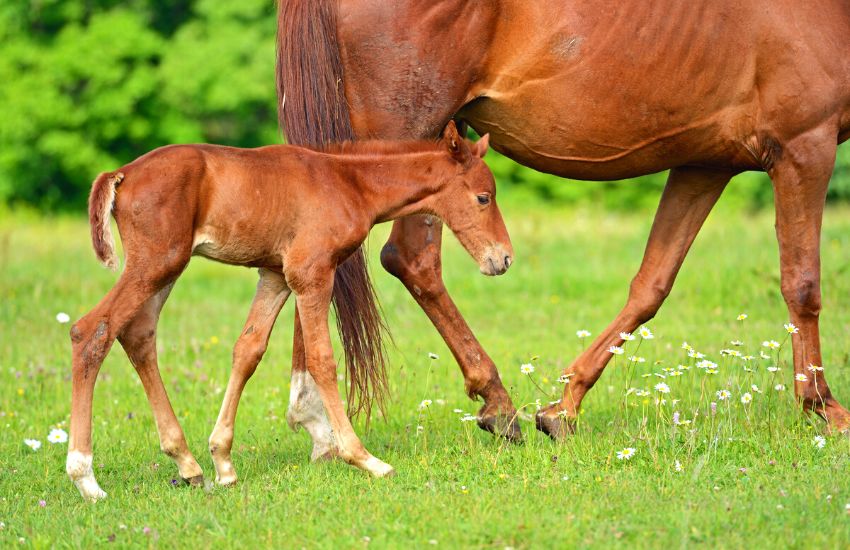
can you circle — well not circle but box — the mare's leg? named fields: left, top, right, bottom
left=68, top=259, right=187, bottom=501
left=209, top=269, right=291, bottom=485
left=117, top=283, right=203, bottom=486
left=295, top=268, right=394, bottom=477
left=770, top=127, right=850, bottom=432
left=380, top=215, right=520, bottom=440
left=286, top=305, right=338, bottom=461
left=536, top=167, right=732, bottom=439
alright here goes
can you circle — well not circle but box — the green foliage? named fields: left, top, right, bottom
left=0, top=1, right=276, bottom=210
left=1, top=1, right=849, bottom=211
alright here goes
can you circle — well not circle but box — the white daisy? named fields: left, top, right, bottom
left=619, top=332, right=635, bottom=341
left=24, top=439, right=42, bottom=451
left=716, top=389, right=731, bottom=401
left=784, top=323, right=799, bottom=334
left=638, top=326, right=654, bottom=339
left=616, top=447, right=637, bottom=460
left=608, top=346, right=625, bottom=355
left=737, top=313, right=748, bottom=321
left=576, top=330, right=591, bottom=339
left=55, top=312, right=70, bottom=324
left=428, top=352, right=439, bottom=360
left=520, top=363, right=535, bottom=375
left=740, top=392, right=752, bottom=405
left=762, top=340, right=780, bottom=350
left=47, top=428, right=68, bottom=444
left=418, top=399, right=432, bottom=410
left=813, top=435, right=826, bottom=449
left=654, top=382, right=670, bottom=394
left=795, top=373, right=808, bottom=382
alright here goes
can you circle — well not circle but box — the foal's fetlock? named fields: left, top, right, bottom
left=67, top=451, right=107, bottom=502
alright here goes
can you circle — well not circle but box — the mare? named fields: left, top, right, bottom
left=277, top=0, right=850, bottom=441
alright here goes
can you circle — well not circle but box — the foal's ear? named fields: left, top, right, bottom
left=442, top=120, right=465, bottom=160
left=470, top=133, right=490, bottom=158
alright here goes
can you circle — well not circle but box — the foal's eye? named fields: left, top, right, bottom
left=476, top=193, right=491, bottom=205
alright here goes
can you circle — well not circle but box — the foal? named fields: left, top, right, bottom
left=67, top=122, right=512, bottom=501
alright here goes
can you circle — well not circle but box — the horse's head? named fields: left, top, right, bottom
left=432, top=121, right=513, bottom=276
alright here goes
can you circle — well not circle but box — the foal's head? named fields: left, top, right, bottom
left=431, top=122, right=513, bottom=276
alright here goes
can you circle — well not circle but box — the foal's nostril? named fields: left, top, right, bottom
left=504, top=255, right=512, bottom=268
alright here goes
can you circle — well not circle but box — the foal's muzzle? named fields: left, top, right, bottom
left=480, top=246, right=513, bottom=276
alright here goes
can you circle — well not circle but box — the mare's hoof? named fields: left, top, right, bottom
left=183, top=474, right=205, bottom=487
left=477, top=412, right=523, bottom=443
left=535, top=411, right=575, bottom=441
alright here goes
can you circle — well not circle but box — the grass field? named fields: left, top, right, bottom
left=2, top=196, right=850, bottom=548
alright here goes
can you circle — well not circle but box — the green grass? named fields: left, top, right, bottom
left=2, top=198, right=850, bottom=548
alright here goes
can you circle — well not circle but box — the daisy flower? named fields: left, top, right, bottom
left=762, top=340, right=780, bottom=350
left=688, top=350, right=706, bottom=359
left=428, top=352, right=439, bottom=360
left=638, top=326, right=654, bottom=339
left=576, top=330, right=591, bottom=339
left=608, top=346, right=625, bottom=355
left=460, top=414, right=477, bottom=423
left=24, top=439, right=41, bottom=451
left=751, top=385, right=762, bottom=394
left=737, top=313, right=748, bottom=321
left=55, top=312, right=70, bottom=324
left=696, top=360, right=717, bottom=370
left=740, top=392, right=753, bottom=405
left=759, top=351, right=771, bottom=360
left=716, top=389, right=731, bottom=401
left=767, top=366, right=780, bottom=373
left=628, top=356, right=646, bottom=363
left=681, top=342, right=693, bottom=351
left=47, top=428, right=68, bottom=444
left=674, top=460, right=684, bottom=472
left=557, top=374, right=571, bottom=384
left=418, top=399, right=432, bottom=410
left=813, top=435, right=826, bottom=449
left=520, top=363, right=535, bottom=375
left=774, top=384, right=786, bottom=391
left=784, top=323, right=799, bottom=334
left=730, top=340, right=744, bottom=347
left=619, top=332, right=635, bottom=341
left=795, top=373, right=808, bottom=383
left=808, top=364, right=823, bottom=372
left=654, top=382, right=670, bottom=394
left=616, top=447, right=637, bottom=460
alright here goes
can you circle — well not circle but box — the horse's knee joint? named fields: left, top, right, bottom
left=781, top=276, right=821, bottom=316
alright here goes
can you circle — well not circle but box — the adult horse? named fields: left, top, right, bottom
left=277, top=0, right=850, bottom=443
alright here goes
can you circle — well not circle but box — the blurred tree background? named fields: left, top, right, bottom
left=1, top=0, right=849, bottom=211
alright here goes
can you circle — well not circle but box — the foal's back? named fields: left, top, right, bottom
left=113, top=143, right=355, bottom=270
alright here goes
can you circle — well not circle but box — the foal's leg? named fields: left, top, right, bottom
left=295, top=270, right=394, bottom=477
left=286, top=305, right=338, bottom=461
left=209, top=269, right=291, bottom=485
left=117, top=283, right=203, bottom=486
left=68, top=263, right=184, bottom=501
left=380, top=215, right=520, bottom=440
left=770, top=127, right=850, bottom=432
left=536, top=167, right=732, bottom=439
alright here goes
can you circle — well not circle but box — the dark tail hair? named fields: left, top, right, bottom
left=277, top=0, right=389, bottom=420
left=88, top=171, right=124, bottom=271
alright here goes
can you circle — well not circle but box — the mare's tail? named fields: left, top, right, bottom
left=88, top=171, right=124, bottom=271
left=277, top=0, right=389, bottom=421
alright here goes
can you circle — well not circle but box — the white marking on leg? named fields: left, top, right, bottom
left=361, top=455, right=395, bottom=478
left=287, top=370, right=336, bottom=460
left=66, top=450, right=107, bottom=502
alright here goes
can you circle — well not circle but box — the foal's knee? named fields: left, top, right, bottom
left=70, top=318, right=111, bottom=369
left=232, top=333, right=267, bottom=372
left=781, top=274, right=821, bottom=317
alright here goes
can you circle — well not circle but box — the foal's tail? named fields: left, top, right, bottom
left=88, top=171, right=124, bottom=271
left=277, top=0, right=390, bottom=421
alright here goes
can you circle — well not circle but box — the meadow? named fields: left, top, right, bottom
left=2, top=193, right=850, bottom=548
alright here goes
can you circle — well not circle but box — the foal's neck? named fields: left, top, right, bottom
left=343, top=150, right=450, bottom=224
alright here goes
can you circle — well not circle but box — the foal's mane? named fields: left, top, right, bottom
left=314, top=139, right=447, bottom=158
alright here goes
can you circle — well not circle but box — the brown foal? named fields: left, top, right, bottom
left=67, top=122, right=511, bottom=501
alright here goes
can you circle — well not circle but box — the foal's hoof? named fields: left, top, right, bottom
left=183, top=474, right=205, bottom=488
left=535, top=410, right=575, bottom=441
left=477, top=412, right=523, bottom=443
